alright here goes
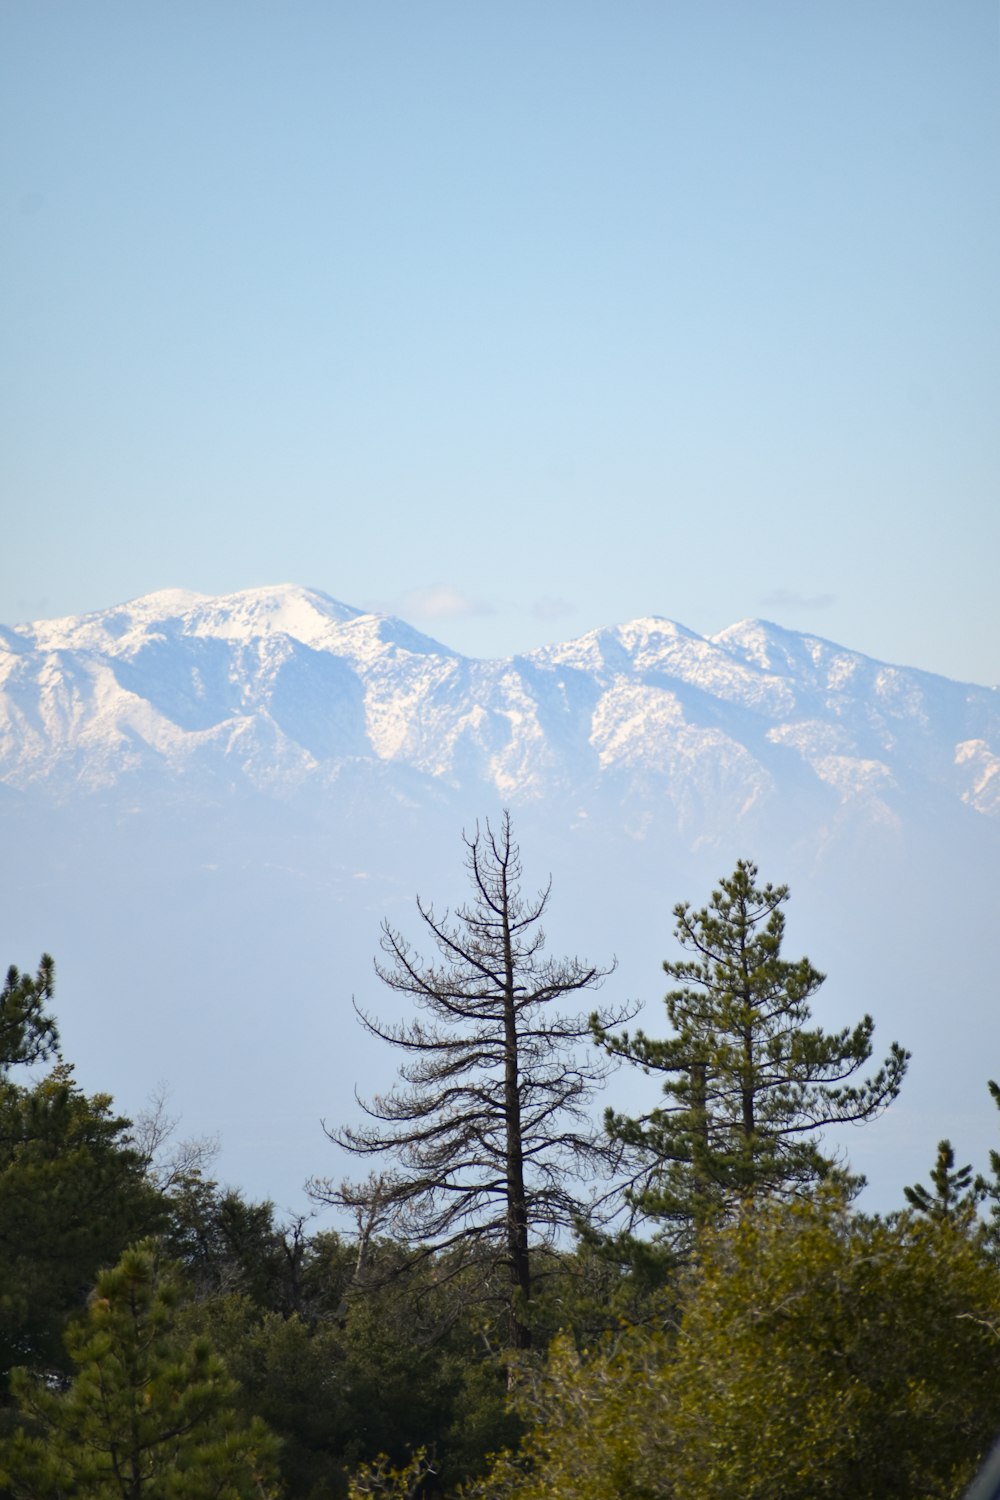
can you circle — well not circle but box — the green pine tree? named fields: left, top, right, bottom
left=594, top=859, right=909, bottom=1252
left=0, top=1239, right=280, bottom=1500
left=904, top=1139, right=977, bottom=1222
left=0, top=954, right=59, bottom=1071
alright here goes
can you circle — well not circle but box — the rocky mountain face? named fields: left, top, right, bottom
left=3, top=585, right=998, bottom=1217
left=2, top=584, right=997, bottom=828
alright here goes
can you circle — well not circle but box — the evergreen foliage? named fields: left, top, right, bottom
left=187, top=1234, right=522, bottom=1498
left=0, top=955, right=59, bottom=1072
left=0, top=1068, right=166, bottom=1385
left=904, top=1139, right=977, bottom=1222
left=0, top=957, right=165, bottom=1390
left=0, top=1240, right=280, bottom=1500
left=594, top=859, right=909, bottom=1251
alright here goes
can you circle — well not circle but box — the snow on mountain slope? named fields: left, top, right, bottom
left=1, top=586, right=997, bottom=830
left=19, top=585, right=361, bottom=653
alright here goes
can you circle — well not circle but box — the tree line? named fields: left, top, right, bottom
left=1, top=812, right=999, bottom=1498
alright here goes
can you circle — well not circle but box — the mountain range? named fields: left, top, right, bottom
left=3, top=583, right=997, bottom=827
left=3, top=585, right=998, bottom=1217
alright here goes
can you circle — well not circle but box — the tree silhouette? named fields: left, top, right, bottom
left=312, top=812, right=634, bottom=1349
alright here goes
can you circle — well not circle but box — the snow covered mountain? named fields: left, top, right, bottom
left=2, top=583, right=997, bottom=828
left=3, top=585, right=998, bottom=1218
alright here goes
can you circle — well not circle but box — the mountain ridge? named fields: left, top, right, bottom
left=1, top=584, right=997, bottom=824
left=13, top=583, right=995, bottom=686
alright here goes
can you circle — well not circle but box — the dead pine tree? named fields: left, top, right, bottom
left=311, top=812, right=635, bottom=1352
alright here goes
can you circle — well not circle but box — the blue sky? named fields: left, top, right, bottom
left=3, top=2, right=998, bottom=684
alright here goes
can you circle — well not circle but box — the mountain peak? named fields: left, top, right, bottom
left=178, top=584, right=362, bottom=646
left=527, top=614, right=706, bottom=675
left=710, top=618, right=864, bottom=676
left=15, top=584, right=364, bottom=656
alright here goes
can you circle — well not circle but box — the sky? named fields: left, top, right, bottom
left=2, top=2, right=998, bottom=685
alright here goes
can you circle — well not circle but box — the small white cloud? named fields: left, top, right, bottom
left=531, top=596, right=577, bottom=622
left=760, top=588, right=836, bottom=610
left=398, top=584, right=496, bottom=621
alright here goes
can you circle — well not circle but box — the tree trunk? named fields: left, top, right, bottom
left=501, top=857, right=532, bottom=1351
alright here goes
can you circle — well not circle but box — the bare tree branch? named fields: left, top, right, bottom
left=310, top=811, right=636, bottom=1350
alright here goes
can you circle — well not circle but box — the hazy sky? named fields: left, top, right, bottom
left=3, top=3, right=998, bottom=684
